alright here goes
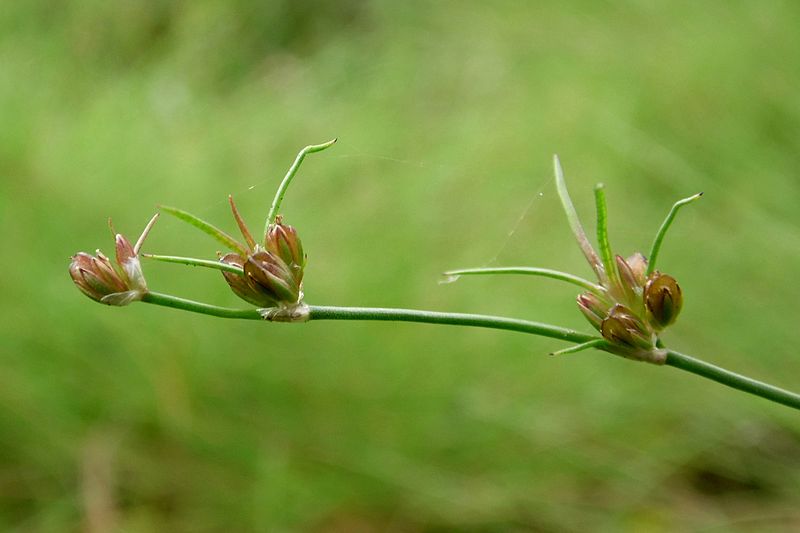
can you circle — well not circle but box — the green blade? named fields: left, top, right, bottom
left=160, top=205, right=248, bottom=256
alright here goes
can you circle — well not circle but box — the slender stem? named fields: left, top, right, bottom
left=594, top=184, right=617, bottom=285
left=142, top=292, right=260, bottom=319
left=665, top=349, right=800, bottom=410
left=265, top=139, right=337, bottom=233
left=137, top=292, right=800, bottom=411
left=143, top=254, right=244, bottom=275
left=647, top=192, right=703, bottom=276
left=553, top=155, right=605, bottom=282
left=307, top=305, right=596, bottom=343
left=443, top=267, right=606, bottom=295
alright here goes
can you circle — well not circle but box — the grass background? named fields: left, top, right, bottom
left=3, top=1, right=800, bottom=531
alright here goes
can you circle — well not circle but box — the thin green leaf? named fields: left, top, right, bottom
left=143, top=254, right=244, bottom=275
left=553, top=155, right=605, bottom=281
left=442, top=266, right=606, bottom=295
left=647, top=192, right=703, bottom=275
left=160, top=205, right=248, bottom=256
left=594, top=184, right=616, bottom=284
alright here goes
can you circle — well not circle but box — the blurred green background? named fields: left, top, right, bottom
left=3, top=1, right=800, bottom=531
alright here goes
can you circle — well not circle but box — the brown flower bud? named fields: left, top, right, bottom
left=644, top=272, right=682, bottom=330
left=69, top=215, right=157, bottom=306
left=600, top=304, right=654, bottom=351
left=265, top=217, right=305, bottom=285
left=70, top=251, right=129, bottom=303
left=577, top=292, right=609, bottom=331
left=244, top=251, right=302, bottom=307
left=219, top=253, right=268, bottom=307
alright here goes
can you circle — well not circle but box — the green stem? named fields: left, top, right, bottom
left=138, top=292, right=800, bottom=411
left=265, top=138, right=337, bottom=234
left=142, top=292, right=260, bottom=319
left=443, top=267, right=606, bottom=295
left=647, top=192, right=703, bottom=276
left=594, top=184, right=616, bottom=284
left=143, top=254, right=244, bottom=275
left=665, top=350, right=800, bottom=410
left=307, top=305, right=595, bottom=343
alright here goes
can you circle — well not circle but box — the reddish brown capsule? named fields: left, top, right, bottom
left=644, top=272, right=682, bottom=330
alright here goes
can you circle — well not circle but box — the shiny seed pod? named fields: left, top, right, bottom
left=600, top=304, right=654, bottom=351
left=644, top=272, right=682, bottom=330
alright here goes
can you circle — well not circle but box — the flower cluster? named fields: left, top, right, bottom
left=69, top=214, right=158, bottom=306
left=577, top=254, right=682, bottom=362
left=220, top=197, right=306, bottom=309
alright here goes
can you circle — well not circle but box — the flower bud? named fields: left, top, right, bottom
left=70, top=251, right=128, bottom=302
left=244, top=251, right=302, bottom=307
left=70, top=215, right=158, bottom=306
left=576, top=292, right=609, bottom=331
left=69, top=222, right=153, bottom=307
left=600, top=304, right=654, bottom=351
left=219, top=253, right=269, bottom=307
left=265, top=217, right=305, bottom=285
left=644, top=272, right=682, bottom=330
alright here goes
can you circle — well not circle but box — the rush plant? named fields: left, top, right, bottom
left=70, top=141, right=800, bottom=411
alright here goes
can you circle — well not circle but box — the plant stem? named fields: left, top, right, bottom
left=307, top=305, right=596, bottom=343
left=647, top=192, right=703, bottom=276
left=143, top=254, right=244, bottom=275
left=138, top=292, right=800, bottom=411
left=665, top=350, right=800, bottom=410
left=442, top=267, right=606, bottom=295
left=265, top=139, right=337, bottom=233
left=142, top=292, right=260, bottom=319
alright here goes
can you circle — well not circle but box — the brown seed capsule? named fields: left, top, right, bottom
left=600, top=304, right=654, bottom=351
left=644, top=272, right=682, bottom=330
left=265, top=217, right=305, bottom=285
